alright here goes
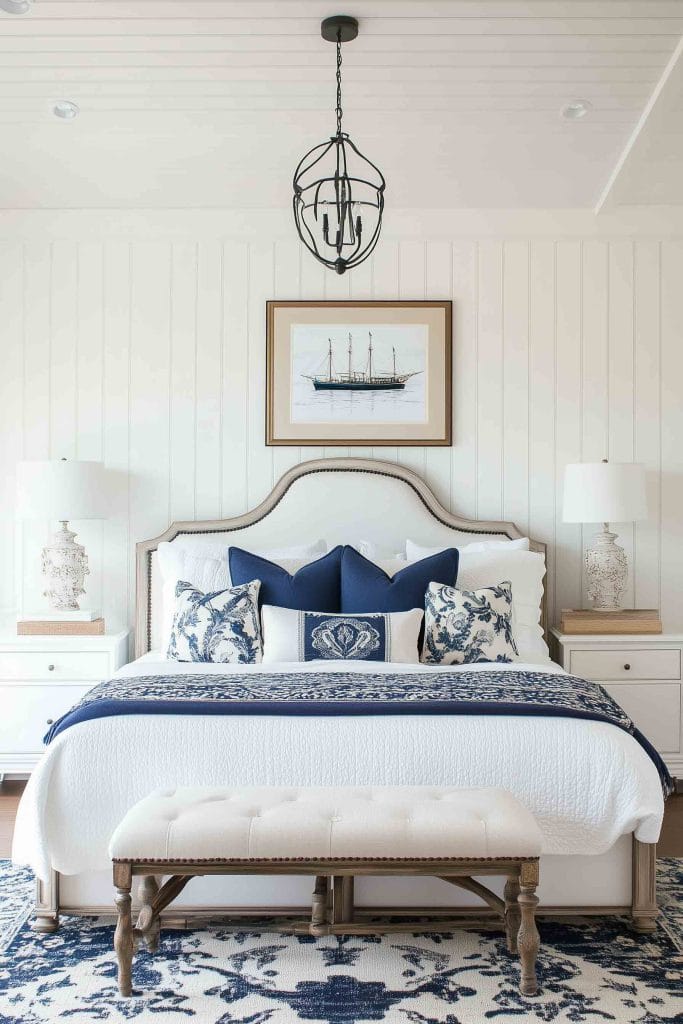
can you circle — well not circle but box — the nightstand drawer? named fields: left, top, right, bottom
left=570, top=648, right=680, bottom=681
left=0, top=683, right=92, bottom=753
left=0, top=650, right=109, bottom=681
left=603, top=682, right=681, bottom=753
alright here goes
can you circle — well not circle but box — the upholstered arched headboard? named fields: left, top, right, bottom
left=135, top=457, right=547, bottom=657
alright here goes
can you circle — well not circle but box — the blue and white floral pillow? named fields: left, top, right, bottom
left=261, top=605, right=422, bottom=664
left=167, top=579, right=262, bottom=664
left=422, top=580, right=518, bottom=665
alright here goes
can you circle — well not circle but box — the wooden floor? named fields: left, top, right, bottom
left=1, top=780, right=682, bottom=859
left=1, top=781, right=26, bottom=859
left=660, top=792, right=683, bottom=856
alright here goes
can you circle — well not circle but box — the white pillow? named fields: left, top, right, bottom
left=461, top=537, right=530, bottom=554
left=456, top=549, right=548, bottom=663
left=261, top=605, right=423, bottom=664
left=357, top=541, right=406, bottom=562
left=157, top=539, right=326, bottom=655
left=346, top=545, right=408, bottom=578
left=406, top=537, right=529, bottom=560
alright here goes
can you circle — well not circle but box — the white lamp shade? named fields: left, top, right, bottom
left=562, top=462, right=647, bottom=524
left=16, top=460, right=107, bottom=521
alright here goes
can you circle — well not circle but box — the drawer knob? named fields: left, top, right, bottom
left=48, top=664, right=55, bottom=672
left=624, top=663, right=631, bottom=671
left=46, top=718, right=54, bottom=725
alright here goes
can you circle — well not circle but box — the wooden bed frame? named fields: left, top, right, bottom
left=32, top=457, right=659, bottom=933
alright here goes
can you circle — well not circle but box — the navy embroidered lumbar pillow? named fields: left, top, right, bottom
left=422, top=580, right=518, bottom=665
left=340, top=545, right=459, bottom=613
left=261, top=605, right=423, bottom=663
left=167, top=579, right=262, bottom=663
left=229, top=545, right=343, bottom=612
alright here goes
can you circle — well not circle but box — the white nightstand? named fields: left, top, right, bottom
left=0, top=624, right=129, bottom=776
left=551, top=628, right=682, bottom=780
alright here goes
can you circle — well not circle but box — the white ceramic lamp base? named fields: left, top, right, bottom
left=41, top=520, right=90, bottom=612
left=585, top=525, right=628, bottom=611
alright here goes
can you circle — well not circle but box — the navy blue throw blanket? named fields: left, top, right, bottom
left=44, top=669, right=671, bottom=795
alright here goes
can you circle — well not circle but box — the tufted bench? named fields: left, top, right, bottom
left=109, top=785, right=542, bottom=998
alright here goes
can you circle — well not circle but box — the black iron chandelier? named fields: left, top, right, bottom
left=292, top=15, right=386, bottom=275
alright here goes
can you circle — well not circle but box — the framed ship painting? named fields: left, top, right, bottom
left=266, top=300, right=452, bottom=446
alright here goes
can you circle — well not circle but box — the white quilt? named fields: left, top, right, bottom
left=13, top=658, right=664, bottom=881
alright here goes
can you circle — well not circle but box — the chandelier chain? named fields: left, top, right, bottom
left=336, top=30, right=343, bottom=136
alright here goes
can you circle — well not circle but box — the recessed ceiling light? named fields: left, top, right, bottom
left=0, top=0, right=30, bottom=13
left=53, top=100, right=79, bottom=120
left=561, top=100, right=592, bottom=121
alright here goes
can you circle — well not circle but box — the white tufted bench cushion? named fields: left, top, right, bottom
left=109, top=785, right=542, bottom=862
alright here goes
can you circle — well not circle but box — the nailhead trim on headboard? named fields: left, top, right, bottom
left=138, top=459, right=546, bottom=655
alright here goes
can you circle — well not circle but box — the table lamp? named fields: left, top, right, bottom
left=562, top=460, right=647, bottom=610
left=16, top=459, right=107, bottom=614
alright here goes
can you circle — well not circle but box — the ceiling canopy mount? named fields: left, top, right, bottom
left=320, top=15, right=359, bottom=43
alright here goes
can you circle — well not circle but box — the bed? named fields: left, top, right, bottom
left=12, top=457, right=667, bottom=932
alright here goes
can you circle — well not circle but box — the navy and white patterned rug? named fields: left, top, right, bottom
left=0, top=859, right=681, bottom=1023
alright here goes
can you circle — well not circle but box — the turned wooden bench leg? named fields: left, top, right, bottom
left=137, top=875, right=161, bottom=953
left=504, top=874, right=521, bottom=953
left=311, top=875, right=328, bottom=933
left=310, top=876, right=355, bottom=936
left=517, top=863, right=540, bottom=996
left=333, top=876, right=354, bottom=925
left=114, top=864, right=135, bottom=998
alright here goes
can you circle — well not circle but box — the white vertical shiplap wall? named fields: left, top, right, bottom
left=1, top=231, right=682, bottom=633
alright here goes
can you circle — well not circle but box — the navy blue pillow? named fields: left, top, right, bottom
left=228, top=545, right=343, bottom=612
left=340, top=545, right=459, bottom=613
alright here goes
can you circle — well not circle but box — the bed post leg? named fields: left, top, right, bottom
left=31, top=869, right=60, bottom=933
left=631, top=837, right=658, bottom=933
left=31, top=914, right=60, bottom=934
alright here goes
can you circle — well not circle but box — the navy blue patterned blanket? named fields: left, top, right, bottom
left=44, top=669, right=672, bottom=794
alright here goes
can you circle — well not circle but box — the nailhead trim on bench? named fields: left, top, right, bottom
left=112, top=854, right=540, bottom=865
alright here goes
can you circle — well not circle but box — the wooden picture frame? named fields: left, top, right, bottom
left=266, top=300, right=452, bottom=446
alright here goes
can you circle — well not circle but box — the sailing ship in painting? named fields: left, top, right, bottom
left=303, top=332, right=421, bottom=391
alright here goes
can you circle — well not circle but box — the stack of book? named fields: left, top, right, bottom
left=560, top=608, right=662, bottom=635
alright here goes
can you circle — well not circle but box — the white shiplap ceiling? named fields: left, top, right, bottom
left=0, top=0, right=681, bottom=209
